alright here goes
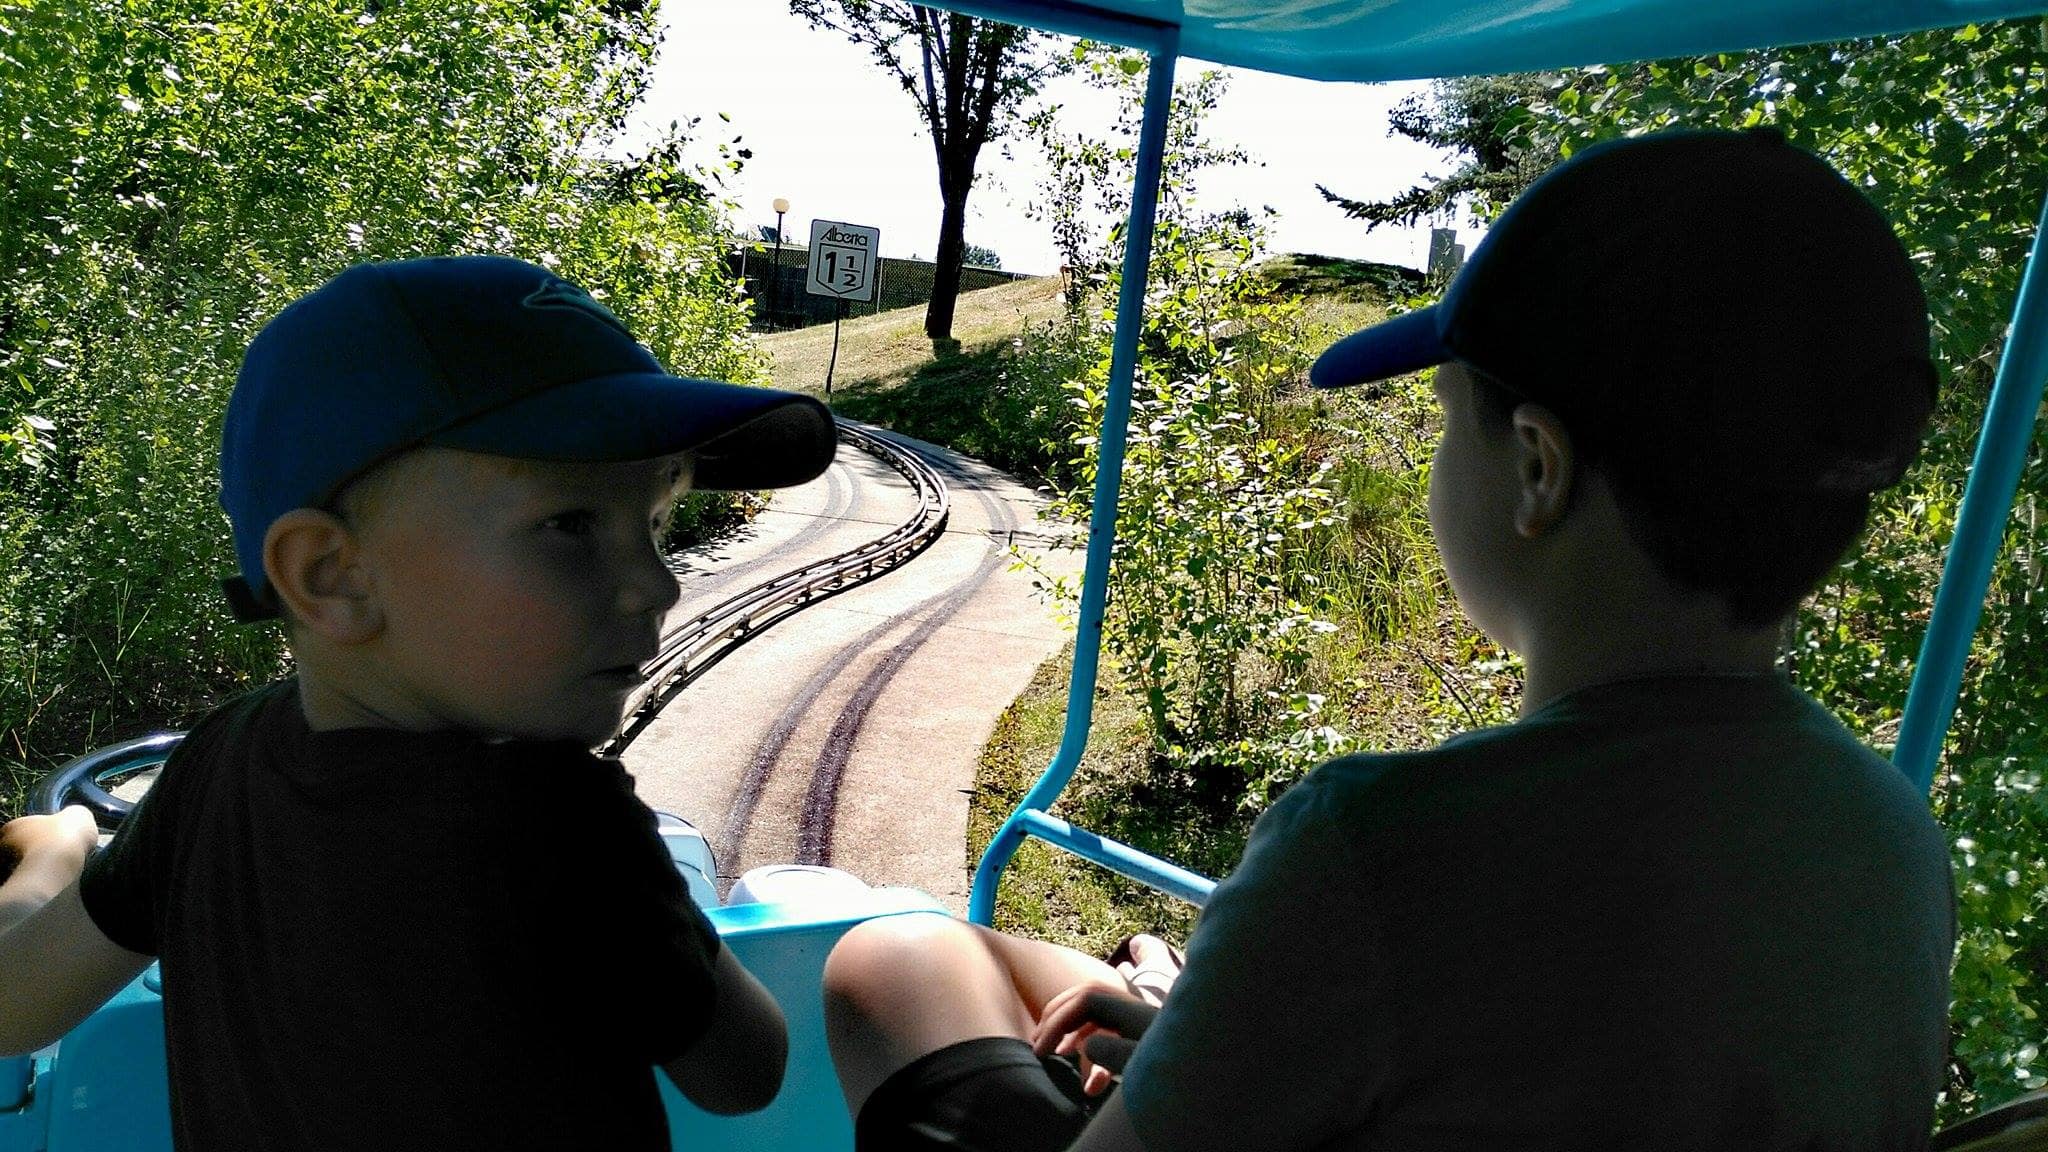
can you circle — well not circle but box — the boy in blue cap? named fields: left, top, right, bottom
left=0, top=255, right=838, bottom=1149
left=820, top=129, right=1955, bottom=1150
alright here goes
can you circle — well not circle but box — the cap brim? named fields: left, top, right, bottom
left=1309, top=307, right=1451, bottom=390
left=430, top=373, right=837, bottom=490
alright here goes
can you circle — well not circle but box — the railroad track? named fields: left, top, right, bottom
left=606, top=421, right=950, bottom=754
left=33, top=419, right=953, bottom=819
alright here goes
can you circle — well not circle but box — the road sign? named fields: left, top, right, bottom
left=806, top=219, right=881, bottom=304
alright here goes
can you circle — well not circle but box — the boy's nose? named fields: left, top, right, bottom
left=617, top=538, right=682, bottom=617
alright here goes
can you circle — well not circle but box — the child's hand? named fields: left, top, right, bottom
left=1109, top=932, right=1183, bottom=1008
left=1029, top=983, right=1161, bottom=1097
left=0, top=807, right=99, bottom=882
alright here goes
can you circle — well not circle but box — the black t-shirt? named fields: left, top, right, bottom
left=79, top=679, right=722, bottom=1152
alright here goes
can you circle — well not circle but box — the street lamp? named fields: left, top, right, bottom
left=771, top=197, right=790, bottom=328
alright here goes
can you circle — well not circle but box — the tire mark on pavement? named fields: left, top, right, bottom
left=792, top=439, right=1026, bottom=867
left=793, top=548, right=1007, bottom=865
left=716, top=585, right=949, bottom=875
left=717, top=440, right=1028, bottom=878
left=698, top=422, right=1059, bottom=893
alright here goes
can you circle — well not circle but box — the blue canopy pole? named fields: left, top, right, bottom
left=970, top=38, right=1180, bottom=925
left=1894, top=188, right=2048, bottom=795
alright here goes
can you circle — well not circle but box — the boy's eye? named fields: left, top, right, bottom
left=539, top=510, right=596, bottom=536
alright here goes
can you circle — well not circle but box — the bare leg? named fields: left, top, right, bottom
left=822, top=913, right=1124, bottom=1116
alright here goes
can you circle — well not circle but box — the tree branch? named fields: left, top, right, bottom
left=912, top=5, right=946, bottom=145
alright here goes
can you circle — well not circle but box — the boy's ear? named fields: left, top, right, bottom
left=1510, top=403, right=1576, bottom=539
left=263, top=509, right=384, bottom=643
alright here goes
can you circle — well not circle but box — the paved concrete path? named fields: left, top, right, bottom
left=622, top=432, right=1081, bottom=915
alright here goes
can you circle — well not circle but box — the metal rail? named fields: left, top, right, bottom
left=607, top=422, right=950, bottom=751
left=33, top=420, right=952, bottom=821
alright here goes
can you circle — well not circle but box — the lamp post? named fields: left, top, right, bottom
left=771, top=197, right=790, bottom=328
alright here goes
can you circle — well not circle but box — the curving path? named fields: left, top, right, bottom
left=622, top=427, right=1082, bottom=914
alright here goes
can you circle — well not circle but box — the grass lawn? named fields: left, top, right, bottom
left=757, top=275, right=1067, bottom=397
left=1257, top=252, right=1418, bottom=339
left=756, top=255, right=1403, bottom=400
left=966, top=644, right=1208, bottom=955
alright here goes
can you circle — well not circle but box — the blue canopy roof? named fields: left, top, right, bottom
left=944, top=0, right=2048, bottom=80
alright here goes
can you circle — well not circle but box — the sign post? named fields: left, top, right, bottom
left=805, top=219, right=881, bottom=396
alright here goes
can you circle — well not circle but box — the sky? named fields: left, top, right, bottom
left=633, top=3, right=1483, bottom=277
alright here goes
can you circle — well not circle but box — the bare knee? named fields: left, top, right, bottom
left=823, top=914, right=1022, bottom=1113
left=823, top=913, right=977, bottom=1022
left=823, top=913, right=1037, bottom=1052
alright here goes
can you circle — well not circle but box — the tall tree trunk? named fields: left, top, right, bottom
left=916, top=9, right=1011, bottom=345
left=926, top=164, right=970, bottom=342
left=788, top=6, right=1047, bottom=345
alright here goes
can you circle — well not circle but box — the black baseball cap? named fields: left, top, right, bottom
left=1310, top=128, right=1936, bottom=493
left=220, top=255, right=837, bottom=621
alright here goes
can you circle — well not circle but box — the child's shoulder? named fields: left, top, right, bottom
left=1279, top=675, right=1808, bottom=814
left=1290, top=712, right=1536, bottom=800
left=1259, top=726, right=1527, bottom=846
left=169, top=677, right=301, bottom=767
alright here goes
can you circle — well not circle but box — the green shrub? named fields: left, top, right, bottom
left=1052, top=217, right=1348, bottom=817
left=831, top=319, right=1093, bottom=486
left=0, top=0, right=763, bottom=815
left=1027, top=62, right=1355, bottom=828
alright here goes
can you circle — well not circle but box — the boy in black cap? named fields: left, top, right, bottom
left=0, top=255, right=838, bottom=1149
left=820, top=129, right=1956, bottom=1151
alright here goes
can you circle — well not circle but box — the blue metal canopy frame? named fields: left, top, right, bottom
left=965, top=0, right=2048, bottom=922
left=1896, top=191, right=2048, bottom=793
left=969, top=11, right=1189, bottom=924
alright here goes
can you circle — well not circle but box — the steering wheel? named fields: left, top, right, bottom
left=28, top=732, right=185, bottom=827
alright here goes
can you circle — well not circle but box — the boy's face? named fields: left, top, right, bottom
left=1427, top=362, right=1524, bottom=649
left=343, top=448, right=687, bottom=746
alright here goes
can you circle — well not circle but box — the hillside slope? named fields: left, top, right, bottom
left=757, top=276, right=1066, bottom=396
left=753, top=255, right=1410, bottom=399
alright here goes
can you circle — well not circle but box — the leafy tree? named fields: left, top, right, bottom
left=1031, top=54, right=1344, bottom=827
left=594, top=117, right=747, bottom=208
left=962, top=242, right=1002, bottom=268
left=789, top=1, right=1064, bottom=340
left=1315, top=73, right=1554, bottom=230
left=1023, top=45, right=1253, bottom=309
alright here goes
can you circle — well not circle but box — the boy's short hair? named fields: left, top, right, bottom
left=219, top=255, right=835, bottom=623
left=1309, top=128, right=1937, bottom=625
left=1464, top=368, right=1871, bottom=626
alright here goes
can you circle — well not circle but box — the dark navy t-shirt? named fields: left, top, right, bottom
left=79, top=679, right=721, bottom=1152
left=1122, top=674, right=1955, bottom=1151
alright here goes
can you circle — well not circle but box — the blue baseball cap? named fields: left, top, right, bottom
left=220, top=255, right=836, bottom=622
left=1310, top=129, right=1935, bottom=493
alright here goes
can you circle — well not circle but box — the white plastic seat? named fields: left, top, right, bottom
left=727, top=864, right=874, bottom=908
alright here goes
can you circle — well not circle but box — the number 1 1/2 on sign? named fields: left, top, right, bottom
left=806, top=219, right=881, bottom=305
left=804, top=219, right=880, bottom=396
left=824, top=249, right=861, bottom=287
